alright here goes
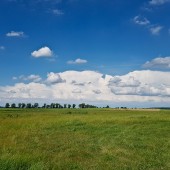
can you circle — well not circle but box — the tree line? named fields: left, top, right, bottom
left=4, top=103, right=102, bottom=109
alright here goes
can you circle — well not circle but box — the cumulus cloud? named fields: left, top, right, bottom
left=31, top=46, right=53, bottom=58
left=132, top=16, right=163, bottom=35
left=149, top=0, right=170, bottom=5
left=108, top=76, right=141, bottom=87
left=6, top=31, right=25, bottom=37
left=150, top=25, right=163, bottom=35
left=1, top=70, right=170, bottom=106
left=46, top=72, right=65, bottom=84
left=143, top=57, right=170, bottom=69
left=133, top=16, right=150, bottom=25
left=72, top=89, right=82, bottom=93
left=93, top=90, right=101, bottom=94
left=108, top=70, right=170, bottom=97
left=27, top=75, right=42, bottom=82
left=67, top=58, right=87, bottom=64
left=0, top=83, right=52, bottom=100
left=13, top=75, right=42, bottom=82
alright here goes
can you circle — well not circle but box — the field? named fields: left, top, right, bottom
left=0, top=108, right=169, bottom=170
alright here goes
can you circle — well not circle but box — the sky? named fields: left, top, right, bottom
left=1, top=0, right=170, bottom=107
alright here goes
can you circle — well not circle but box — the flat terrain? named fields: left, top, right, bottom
left=0, top=108, right=169, bottom=170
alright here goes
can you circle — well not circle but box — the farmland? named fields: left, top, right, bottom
left=0, top=108, right=169, bottom=170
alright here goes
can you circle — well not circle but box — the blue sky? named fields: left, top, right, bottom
left=1, top=0, right=170, bottom=107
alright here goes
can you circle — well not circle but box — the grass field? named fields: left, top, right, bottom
left=0, top=108, right=169, bottom=170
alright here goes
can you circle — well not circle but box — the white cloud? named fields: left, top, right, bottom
left=108, top=70, right=170, bottom=97
left=150, top=25, right=163, bottom=35
left=149, top=0, right=170, bottom=5
left=132, top=14, right=165, bottom=36
left=143, top=57, right=170, bottom=69
left=19, top=74, right=41, bottom=82
left=133, top=16, right=150, bottom=25
left=108, top=76, right=141, bottom=87
left=93, top=90, right=101, bottom=94
left=67, top=58, right=87, bottom=64
left=46, top=72, right=65, bottom=84
left=132, top=16, right=163, bottom=36
left=0, top=83, right=52, bottom=99
left=6, top=31, right=25, bottom=37
left=52, top=9, right=64, bottom=15
left=0, top=46, right=5, bottom=50
left=72, top=89, right=82, bottom=93
left=1, top=70, right=170, bottom=107
left=26, top=75, right=42, bottom=82
left=31, top=46, right=53, bottom=58
left=14, top=74, right=42, bottom=82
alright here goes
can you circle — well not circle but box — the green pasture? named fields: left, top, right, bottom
left=0, top=108, right=169, bottom=170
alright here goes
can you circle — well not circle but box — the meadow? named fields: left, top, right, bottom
left=0, top=108, right=169, bottom=170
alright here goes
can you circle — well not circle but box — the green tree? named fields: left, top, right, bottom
left=21, top=103, right=26, bottom=108
left=42, top=103, right=46, bottom=108
left=34, top=103, right=39, bottom=108
left=18, top=103, right=22, bottom=108
left=68, top=104, right=71, bottom=108
left=26, top=103, right=32, bottom=108
left=59, top=104, right=63, bottom=108
left=50, top=103, right=55, bottom=108
left=86, top=104, right=90, bottom=108
left=64, top=104, right=67, bottom=108
left=72, top=104, right=76, bottom=108
left=5, top=103, right=10, bottom=108
left=11, top=103, right=16, bottom=108
left=79, top=104, right=82, bottom=108
left=79, top=103, right=85, bottom=108
left=56, top=103, right=61, bottom=108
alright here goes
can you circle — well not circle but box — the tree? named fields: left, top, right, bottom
left=26, top=103, right=32, bottom=108
left=21, top=103, right=26, bottom=108
left=59, top=104, right=63, bottom=108
left=42, top=103, right=46, bottom=108
left=18, top=103, right=22, bottom=108
left=11, top=103, right=16, bottom=108
left=64, top=104, right=67, bottom=108
left=33, top=103, right=39, bottom=108
left=56, top=103, right=60, bottom=108
left=5, top=103, right=10, bottom=108
left=72, top=104, right=76, bottom=108
left=79, top=103, right=85, bottom=108
left=50, top=103, right=55, bottom=108
left=68, top=104, right=71, bottom=108
left=79, top=103, right=82, bottom=108
left=78, top=103, right=97, bottom=108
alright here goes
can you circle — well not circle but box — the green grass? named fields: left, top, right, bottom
left=0, top=108, right=169, bottom=170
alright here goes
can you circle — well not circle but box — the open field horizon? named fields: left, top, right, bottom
left=1, top=1, right=170, bottom=168
left=0, top=108, right=169, bottom=170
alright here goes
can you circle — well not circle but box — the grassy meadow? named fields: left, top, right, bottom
left=0, top=108, right=169, bottom=170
